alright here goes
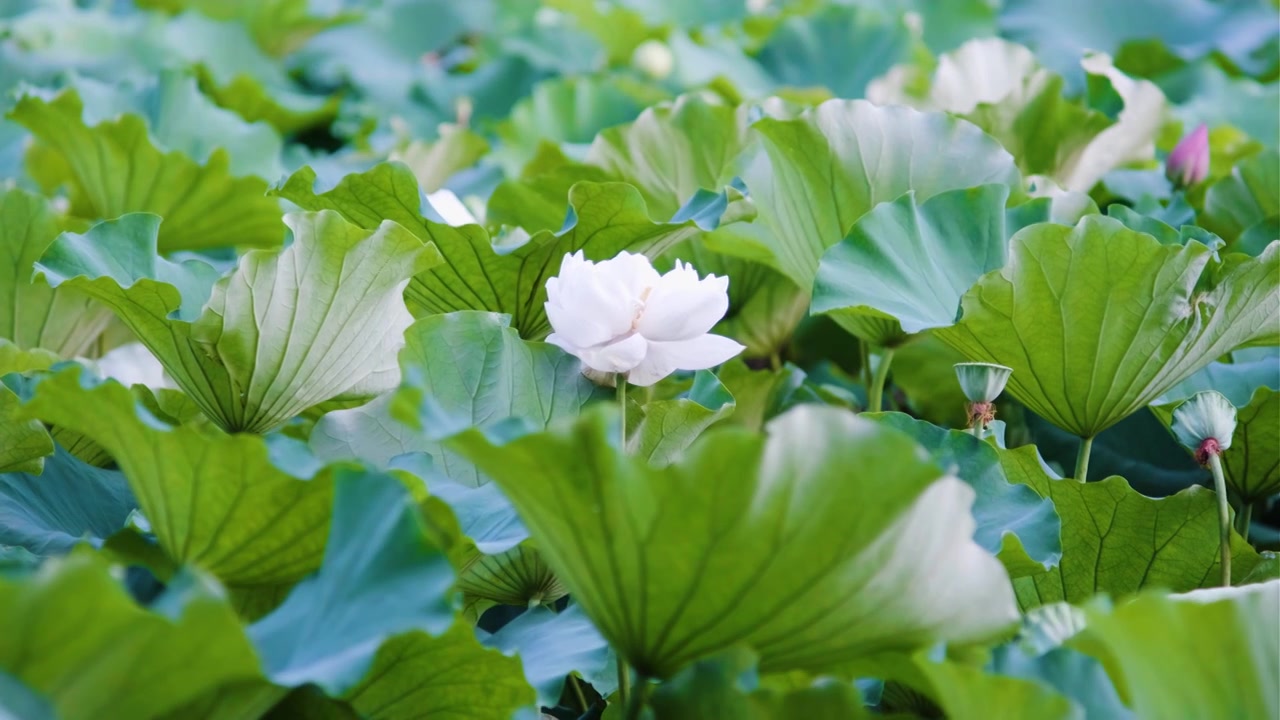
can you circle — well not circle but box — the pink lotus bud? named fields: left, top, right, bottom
left=1165, top=124, right=1210, bottom=189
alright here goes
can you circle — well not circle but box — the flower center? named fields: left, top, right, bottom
left=630, top=286, right=653, bottom=331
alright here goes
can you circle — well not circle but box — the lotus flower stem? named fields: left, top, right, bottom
left=868, top=347, right=895, bottom=412
left=1074, top=436, right=1093, bottom=482
left=616, top=374, right=628, bottom=449
left=615, top=372, right=632, bottom=709
left=1236, top=502, right=1253, bottom=542
left=1208, top=452, right=1232, bottom=586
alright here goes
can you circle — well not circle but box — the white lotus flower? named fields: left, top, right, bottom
left=544, top=251, right=745, bottom=386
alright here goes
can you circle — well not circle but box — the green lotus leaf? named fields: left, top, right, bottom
left=1242, top=552, right=1280, bottom=585
left=455, top=543, right=567, bottom=613
left=1105, top=204, right=1225, bottom=246
left=1154, top=346, right=1279, bottom=406
left=1218, top=387, right=1279, bottom=503
left=756, top=3, right=912, bottom=101
left=1153, top=386, right=1280, bottom=503
left=1169, top=61, right=1278, bottom=153
left=494, top=74, right=665, bottom=175
left=998, top=446, right=1262, bottom=609
left=276, top=163, right=710, bottom=338
left=585, top=94, right=749, bottom=219
left=157, top=681, right=284, bottom=720
left=873, top=39, right=1166, bottom=192
left=891, top=335, right=972, bottom=427
left=997, top=0, right=1277, bottom=83
left=866, top=412, right=1061, bottom=577
left=24, top=368, right=334, bottom=591
left=0, top=671, right=56, bottom=720
left=813, top=184, right=1011, bottom=337
left=66, top=69, right=284, bottom=182
left=1072, top=581, right=1280, bottom=719
left=483, top=603, right=617, bottom=707
left=248, top=468, right=456, bottom=694
left=340, top=622, right=535, bottom=720
left=0, top=379, right=53, bottom=475
left=485, top=155, right=616, bottom=233
left=314, top=312, right=599, bottom=610
left=9, top=90, right=284, bottom=253
left=0, top=445, right=135, bottom=556
left=449, top=404, right=1018, bottom=679
left=1200, top=148, right=1279, bottom=253
left=0, top=552, right=262, bottom=720
left=871, top=651, right=1076, bottom=720
left=138, top=0, right=360, bottom=57
left=734, top=98, right=1020, bottom=289
left=935, top=215, right=1280, bottom=438
left=0, top=188, right=112, bottom=357
left=155, top=10, right=341, bottom=134
left=646, top=649, right=872, bottom=720
left=390, top=125, right=489, bottom=194
left=628, top=369, right=736, bottom=467
left=706, top=258, right=809, bottom=358
left=360, top=311, right=601, bottom=482
left=35, top=210, right=440, bottom=433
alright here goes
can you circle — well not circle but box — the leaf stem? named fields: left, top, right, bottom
left=616, top=660, right=632, bottom=714
left=769, top=352, right=782, bottom=371
left=859, top=340, right=871, bottom=399
left=568, top=674, right=589, bottom=712
left=624, top=675, right=651, bottom=720
left=1074, top=436, right=1093, bottom=482
left=1236, top=502, right=1253, bottom=542
left=868, top=347, right=894, bottom=413
left=1208, top=453, right=1232, bottom=586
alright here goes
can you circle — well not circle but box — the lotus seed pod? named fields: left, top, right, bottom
left=1171, top=391, right=1237, bottom=461
left=954, top=362, right=1013, bottom=403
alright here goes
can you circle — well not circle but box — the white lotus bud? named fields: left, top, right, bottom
left=1171, top=390, right=1237, bottom=463
left=544, top=251, right=744, bottom=387
left=632, top=40, right=674, bottom=80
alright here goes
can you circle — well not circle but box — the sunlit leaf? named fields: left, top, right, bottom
left=36, top=211, right=440, bottom=433
left=1073, top=581, right=1280, bottom=719
left=9, top=90, right=283, bottom=252
left=735, top=98, right=1020, bottom=289
left=25, top=368, right=334, bottom=592
left=998, top=446, right=1262, bottom=609
left=450, top=404, right=1018, bottom=678
left=936, top=216, right=1279, bottom=438
left=0, top=553, right=262, bottom=720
